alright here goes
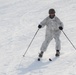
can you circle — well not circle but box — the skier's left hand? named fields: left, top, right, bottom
left=59, top=26, right=63, bottom=30
left=38, top=25, right=42, bottom=29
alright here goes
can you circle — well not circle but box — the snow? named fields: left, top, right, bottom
left=0, top=0, right=76, bottom=75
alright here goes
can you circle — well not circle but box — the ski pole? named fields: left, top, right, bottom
left=62, top=30, right=76, bottom=50
left=23, top=28, right=39, bottom=57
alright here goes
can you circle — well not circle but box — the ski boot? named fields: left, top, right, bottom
left=55, top=50, right=60, bottom=57
left=38, top=51, right=44, bottom=61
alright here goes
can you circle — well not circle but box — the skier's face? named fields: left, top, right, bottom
left=49, top=13, right=55, bottom=19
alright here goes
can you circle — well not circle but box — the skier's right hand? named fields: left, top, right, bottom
left=59, top=26, right=63, bottom=30
left=38, top=25, right=42, bottom=29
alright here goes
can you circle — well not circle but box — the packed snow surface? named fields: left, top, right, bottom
left=0, top=0, right=76, bottom=75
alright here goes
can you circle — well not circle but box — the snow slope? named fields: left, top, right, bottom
left=0, top=0, right=76, bottom=75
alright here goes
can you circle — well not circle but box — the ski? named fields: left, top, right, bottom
left=38, top=58, right=41, bottom=61
left=37, top=56, right=59, bottom=61
left=49, top=56, right=59, bottom=61
left=49, top=58, right=52, bottom=61
left=37, top=53, right=60, bottom=61
left=37, top=57, right=52, bottom=61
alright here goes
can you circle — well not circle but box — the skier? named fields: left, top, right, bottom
left=38, top=9, right=63, bottom=58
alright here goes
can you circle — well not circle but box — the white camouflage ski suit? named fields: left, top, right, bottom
left=39, top=16, right=63, bottom=52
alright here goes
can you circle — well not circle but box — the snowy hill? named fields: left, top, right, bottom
left=0, top=0, right=76, bottom=75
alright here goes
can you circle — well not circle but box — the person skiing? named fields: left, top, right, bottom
left=38, top=8, right=63, bottom=58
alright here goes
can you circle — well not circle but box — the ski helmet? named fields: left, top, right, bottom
left=49, top=9, right=55, bottom=14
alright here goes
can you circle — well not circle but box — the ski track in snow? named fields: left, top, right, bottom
left=0, top=0, right=76, bottom=75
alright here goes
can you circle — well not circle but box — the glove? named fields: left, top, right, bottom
left=38, top=25, right=42, bottom=29
left=59, top=26, right=63, bottom=30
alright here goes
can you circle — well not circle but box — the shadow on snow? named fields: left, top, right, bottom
left=18, top=59, right=51, bottom=74
left=18, top=57, right=58, bottom=75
